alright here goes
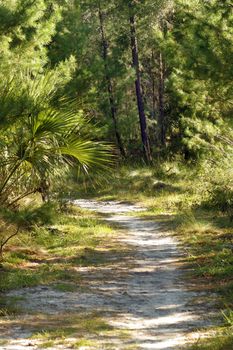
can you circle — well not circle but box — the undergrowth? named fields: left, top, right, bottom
left=0, top=203, right=114, bottom=297
left=65, top=160, right=233, bottom=349
left=1, top=159, right=233, bottom=348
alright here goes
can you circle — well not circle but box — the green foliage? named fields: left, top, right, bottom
left=0, top=201, right=58, bottom=258
left=1, top=2, right=232, bottom=349
left=0, top=202, right=113, bottom=290
left=210, top=185, right=233, bottom=215
left=157, top=0, right=233, bottom=158
left=0, top=202, right=57, bottom=228
left=0, top=0, right=112, bottom=209
left=191, top=155, right=233, bottom=216
left=1, top=0, right=232, bottom=161
left=0, top=70, right=112, bottom=207
left=190, top=333, right=233, bottom=350
left=0, top=0, right=61, bottom=75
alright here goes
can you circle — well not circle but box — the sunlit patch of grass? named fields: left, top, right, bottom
left=123, top=345, right=140, bottom=350
left=1, top=267, right=43, bottom=291
left=26, top=312, right=114, bottom=348
left=0, top=262, right=82, bottom=291
left=72, top=339, right=97, bottom=348
left=38, top=340, right=56, bottom=349
left=5, top=251, right=29, bottom=264
left=175, top=212, right=233, bottom=283
left=117, top=329, right=131, bottom=340
left=32, top=328, right=76, bottom=340
left=189, top=331, right=233, bottom=350
left=171, top=209, right=233, bottom=348
left=0, top=339, right=9, bottom=346
left=0, top=206, right=115, bottom=293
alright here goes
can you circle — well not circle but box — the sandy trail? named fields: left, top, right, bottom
left=1, top=200, right=214, bottom=349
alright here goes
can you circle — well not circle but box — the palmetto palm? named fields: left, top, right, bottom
left=0, top=73, right=112, bottom=206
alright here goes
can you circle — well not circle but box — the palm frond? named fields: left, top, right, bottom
left=60, top=139, right=113, bottom=170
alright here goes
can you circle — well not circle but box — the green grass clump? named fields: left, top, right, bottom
left=27, top=313, right=114, bottom=349
left=0, top=296, right=23, bottom=316
left=0, top=340, right=9, bottom=346
left=72, top=339, right=97, bottom=348
left=38, top=340, right=55, bottom=349
left=53, top=283, right=78, bottom=292
left=190, top=332, right=233, bottom=350
left=0, top=203, right=114, bottom=292
left=32, top=328, right=76, bottom=340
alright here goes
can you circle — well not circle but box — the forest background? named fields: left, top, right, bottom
left=0, top=1, right=233, bottom=349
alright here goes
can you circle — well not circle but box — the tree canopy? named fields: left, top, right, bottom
left=0, top=0, right=232, bottom=202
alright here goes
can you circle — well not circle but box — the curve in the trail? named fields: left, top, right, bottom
left=71, top=200, right=214, bottom=349
left=3, top=200, right=214, bottom=350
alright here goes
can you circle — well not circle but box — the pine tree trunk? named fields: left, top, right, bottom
left=151, top=50, right=157, bottom=119
left=158, top=52, right=166, bottom=147
left=98, top=5, right=126, bottom=157
left=129, top=5, right=151, bottom=162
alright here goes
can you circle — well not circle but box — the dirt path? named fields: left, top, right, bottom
left=1, top=200, right=215, bottom=349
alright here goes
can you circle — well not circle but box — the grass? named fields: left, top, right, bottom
left=175, top=213, right=233, bottom=302
left=0, top=203, right=118, bottom=326
left=192, top=336, right=233, bottom=349
left=1, top=161, right=233, bottom=349
left=0, top=339, right=9, bottom=346
left=53, top=282, right=79, bottom=292
left=0, top=295, right=24, bottom=316
left=38, top=340, right=55, bottom=348
left=30, top=316, right=133, bottom=350
left=66, top=162, right=233, bottom=349
left=27, top=312, right=116, bottom=349
left=189, top=329, right=233, bottom=350
left=72, top=339, right=97, bottom=348
left=0, top=199, right=135, bottom=348
left=0, top=205, right=114, bottom=292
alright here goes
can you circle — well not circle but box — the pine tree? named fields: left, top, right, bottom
left=0, top=0, right=61, bottom=75
left=97, top=1, right=126, bottom=157
left=0, top=0, right=111, bottom=206
left=156, top=0, right=233, bottom=158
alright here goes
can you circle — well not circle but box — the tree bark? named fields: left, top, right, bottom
left=129, top=4, right=151, bottom=162
left=158, top=51, right=166, bottom=147
left=98, top=4, right=126, bottom=157
left=151, top=50, right=157, bottom=119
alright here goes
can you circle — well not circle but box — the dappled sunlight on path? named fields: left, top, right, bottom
left=1, top=200, right=215, bottom=349
left=71, top=200, right=215, bottom=348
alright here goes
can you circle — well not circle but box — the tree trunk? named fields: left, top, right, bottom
left=151, top=50, right=157, bottom=119
left=158, top=51, right=166, bottom=147
left=98, top=5, right=126, bottom=157
left=129, top=4, right=151, bottom=162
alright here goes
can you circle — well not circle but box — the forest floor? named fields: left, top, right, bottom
left=1, top=164, right=233, bottom=349
left=1, top=199, right=217, bottom=350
